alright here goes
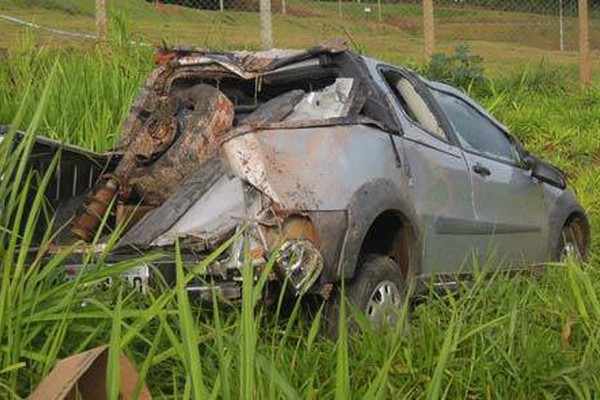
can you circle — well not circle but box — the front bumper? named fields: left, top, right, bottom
left=61, top=231, right=325, bottom=302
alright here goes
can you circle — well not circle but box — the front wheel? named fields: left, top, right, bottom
left=558, top=216, right=588, bottom=263
left=324, top=255, right=406, bottom=337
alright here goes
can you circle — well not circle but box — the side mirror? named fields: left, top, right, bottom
left=524, top=155, right=566, bottom=190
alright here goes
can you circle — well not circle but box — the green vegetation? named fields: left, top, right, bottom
left=423, top=44, right=486, bottom=90
left=0, top=44, right=151, bottom=152
left=2, top=0, right=600, bottom=69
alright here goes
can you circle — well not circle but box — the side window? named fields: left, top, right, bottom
left=381, top=70, right=446, bottom=140
left=431, top=89, right=519, bottom=164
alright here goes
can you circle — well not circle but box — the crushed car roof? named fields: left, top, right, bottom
left=154, top=39, right=349, bottom=75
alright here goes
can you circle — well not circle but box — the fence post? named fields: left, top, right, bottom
left=579, top=0, right=591, bottom=86
left=423, top=0, right=435, bottom=61
left=95, top=0, right=107, bottom=41
left=260, top=0, right=273, bottom=49
left=559, top=0, right=565, bottom=52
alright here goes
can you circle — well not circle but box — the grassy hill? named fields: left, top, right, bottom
left=1, top=0, right=600, bottom=71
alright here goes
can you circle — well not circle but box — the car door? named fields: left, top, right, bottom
left=376, top=66, right=480, bottom=275
left=429, top=86, right=548, bottom=268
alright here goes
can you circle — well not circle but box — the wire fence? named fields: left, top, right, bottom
left=0, top=0, right=598, bottom=82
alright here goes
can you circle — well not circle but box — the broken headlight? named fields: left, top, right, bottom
left=276, top=239, right=323, bottom=295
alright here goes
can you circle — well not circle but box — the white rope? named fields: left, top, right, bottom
left=0, top=13, right=98, bottom=40
left=0, top=13, right=153, bottom=47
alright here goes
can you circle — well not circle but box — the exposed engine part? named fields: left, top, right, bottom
left=276, top=239, right=324, bottom=295
left=116, top=84, right=235, bottom=206
left=71, top=176, right=120, bottom=242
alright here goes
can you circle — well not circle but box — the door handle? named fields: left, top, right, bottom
left=472, top=164, right=491, bottom=177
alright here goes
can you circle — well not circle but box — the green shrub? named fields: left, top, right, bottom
left=422, top=44, right=486, bottom=91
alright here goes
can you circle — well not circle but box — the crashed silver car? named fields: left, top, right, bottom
left=6, top=42, right=589, bottom=326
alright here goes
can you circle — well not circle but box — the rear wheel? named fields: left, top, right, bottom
left=325, top=255, right=406, bottom=337
left=558, top=216, right=588, bottom=263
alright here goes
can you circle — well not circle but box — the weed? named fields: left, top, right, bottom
left=422, top=44, right=486, bottom=91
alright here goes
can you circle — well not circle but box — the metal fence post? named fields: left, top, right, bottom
left=95, top=0, right=107, bottom=41
left=260, top=0, right=273, bottom=49
left=559, top=0, right=565, bottom=52
left=423, top=0, right=435, bottom=61
left=579, top=0, right=591, bottom=86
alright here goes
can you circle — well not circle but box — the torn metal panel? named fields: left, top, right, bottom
left=240, top=90, right=305, bottom=125
left=284, top=78, right=355, bottom=121
left=223, top=133, right=282, bottom=205
left=168, top=39, right=347, bottom=75
left=117, top=156, right=227, bottom=248
left=119, top=66, right=167, bottom=149
left=151, top=175, right=247, bottom=247
left=224, top=124, right=400, bottom=211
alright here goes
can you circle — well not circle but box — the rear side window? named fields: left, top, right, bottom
left=381, top=70, right=446, bottom=140
left=431, top=89, right=519, bottom=164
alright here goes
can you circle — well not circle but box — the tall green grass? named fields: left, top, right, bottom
left=0, top=41, right=151, bottom=152
left=0, top=47, right=599, bottom=399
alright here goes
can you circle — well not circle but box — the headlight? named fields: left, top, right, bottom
left=276, top=239, right=323, bottom=295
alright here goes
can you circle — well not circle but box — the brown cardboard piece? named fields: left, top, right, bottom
left=29, top=345, right=152, bottom=400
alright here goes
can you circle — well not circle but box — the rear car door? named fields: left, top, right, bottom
left=376, top=66, right=480, bottom=275
left=429, top=86, right=548, bottom=268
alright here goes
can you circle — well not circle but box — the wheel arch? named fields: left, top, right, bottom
left=561, top=210, right=591, bottom=259
left=548, top=189, right=590, bottom=260
left=335, top=178, right=421, bottom=281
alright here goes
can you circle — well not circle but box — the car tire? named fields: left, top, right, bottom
left=324, top=254, right=406, bottom=338
left=558, top=216, right=588, bottom=263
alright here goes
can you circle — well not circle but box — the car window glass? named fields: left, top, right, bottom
left=382, top=70, right=446, bottom=140
left=431, top=89, right=519, bottom=164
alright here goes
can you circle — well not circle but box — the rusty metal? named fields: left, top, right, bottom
left=317, top=38, right=348, bottom=53
left=154, top=49, right=177, bottom=66
left=116, top=84, right=234, bottom=206
left=71, top=176, right=119, bottom=242
left=320, top=283, right=334, bottom=300
left=116, top=204, right=155, bottom=230
left=133, top=116, right=178, bottom=165
left=282, top=216, right=320, bottom=245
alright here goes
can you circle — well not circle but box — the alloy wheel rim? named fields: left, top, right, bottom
left=366, top=280, right=401, bottom=325
left=560, top=223, right=584, bottom=263
left=560, top=242, right=579, bottom=263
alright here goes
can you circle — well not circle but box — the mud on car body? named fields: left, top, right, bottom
left=3, top=41, right=589, bottom=326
